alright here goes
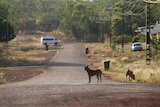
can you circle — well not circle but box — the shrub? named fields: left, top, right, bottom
left=114, top=35, right=132, bottom=44
left=0, top=71, right=6, bottom=84
left=154, top=54, right=160, bottom=61
left=132, top=35, right=139, bottom=42
left=111, top=44, right=117, bottom=51
left=0, top=57, right=11, bottom=66
left=135, top=72, right=143, bottom=82
left=132, top=34, right=145, bottom=43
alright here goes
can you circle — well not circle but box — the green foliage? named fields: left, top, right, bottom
left=135, top=72, right=143, bottom=82
left=0, top=2, right=15, bottom=42
left=59, top=1, right=100, bottom=42
left=2, top=0, right=63, bottom=32
left=0, top=19, right=15, bottom=42
left=132, top=35, right=139, bottom=42
left=154, top=54, right=160, bottom=61
left=132, top=34, right=145, bottom=43
left=111, top=44, right=117, bottom=51
left=112, top=0, right=146, bottom=36
left=114, top=35, right=132, bottom=44
left=0, top=0, right=160, bottom=42
left=150, top=37, right=160, bottom=61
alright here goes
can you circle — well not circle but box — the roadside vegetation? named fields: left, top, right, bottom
left=85, top=35, right=160, bottom=84
left=0, top=34, right=60, bottom=84
left=0, top=34, right=56, bottom=67
left=1, top=0, right=160, bottom=43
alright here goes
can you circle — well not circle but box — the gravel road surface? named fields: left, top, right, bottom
left=0, top=43, right=160, bottom=107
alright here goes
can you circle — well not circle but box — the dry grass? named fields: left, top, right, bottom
left=0, top=34, right=58, bottom=67
left=0, top=71, right=6, bottom=84
left=85, top=43, right=160, bottom=83
left=0, top=34, right=60, bottom=84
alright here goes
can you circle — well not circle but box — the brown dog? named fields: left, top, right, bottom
left=84, top=65, right=102, bottom=83
left=126, top=69, right=135, bottom=82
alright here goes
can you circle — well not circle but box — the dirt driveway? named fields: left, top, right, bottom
left=0, top=43, right=160, bottom=107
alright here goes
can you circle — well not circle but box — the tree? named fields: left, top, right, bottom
left=1, top=0, right=160, bottom=43
left=111, top=0, right=146, bottom=36
left=0, top=19, right=15, bottom=42
left=59, top=1, right=100, bottom=42
left=0, top=2, right=15, bottom=43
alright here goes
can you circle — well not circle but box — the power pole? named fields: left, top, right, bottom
left=108, top=7, right=112, bottom=46
left=146, top=3, right=151, bottom=65
left=99, top=7, right=113, bottom=46
left=122, top=2, right=124, bottom=52
left=143, top=0, right=160, bottom=65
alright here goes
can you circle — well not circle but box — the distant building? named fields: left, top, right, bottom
left=135, top=21, right=160, bottom=37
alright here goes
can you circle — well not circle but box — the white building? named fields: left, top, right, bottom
left=135, top=21, right=160, bottom=37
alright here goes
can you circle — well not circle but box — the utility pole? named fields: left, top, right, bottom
left=7, top=22, right=8, bottom=47
left=99, top=7, right=113, bottom=46
left=146, top=3, right=151, bottom=65
left=108, top=7, right=112, bottom=46
left=122, top=2, right=124, bottom=52
left=143, top=0, right=160, bottom=65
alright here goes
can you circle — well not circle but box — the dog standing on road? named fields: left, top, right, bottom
left=126, top=69, right=135, bottom=82
left=84, top=65, right=103, bottom=83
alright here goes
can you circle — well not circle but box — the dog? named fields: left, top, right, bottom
left=126, top=69, right=135, bottom=82
left=84, top=65, right=103, bottom=83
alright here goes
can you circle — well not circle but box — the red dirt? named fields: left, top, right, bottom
left=0, top=50, right=57, bottom=84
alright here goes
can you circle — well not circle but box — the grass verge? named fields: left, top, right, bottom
left=0, top=34, right=61, bottom=84
left=0, top=34, right=60, bottom=67
left=85, top=43, right=160, bottom=83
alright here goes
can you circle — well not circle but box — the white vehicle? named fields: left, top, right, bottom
left=132, top=42, right=143, bottom=51
left=41, top=37, right=60, bottom=45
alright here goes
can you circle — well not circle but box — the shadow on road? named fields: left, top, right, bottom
left=47, top=61, right=83, bottom=67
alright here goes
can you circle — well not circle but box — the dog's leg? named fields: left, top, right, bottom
left=97, top=75, right=99, bottom=83
left=100, top=74, right=102, bottom=83
left=129, top=76, right=131, bottom=82
left=130, top=77, right=132, bottom=82
left=89, top=76, right=91, bottom=83
left=126, top=75, right=127, bottom=82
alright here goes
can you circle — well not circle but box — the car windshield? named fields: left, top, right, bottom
left=134, top=43, right=141, bottom=46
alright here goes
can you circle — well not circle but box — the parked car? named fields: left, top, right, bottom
left=132, top=42, right=143, bottom=51
left=41, top=37, right=61, bottom=45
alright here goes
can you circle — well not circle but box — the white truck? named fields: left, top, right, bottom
left=41, top=37, right=61, bottom=45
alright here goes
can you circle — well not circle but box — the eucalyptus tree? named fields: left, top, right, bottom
left=59, top=0, right=100, bottom=42
left=2, top=0, right=64, bottom=32
left=110, top=0, right=146, bottom=36
left=0, top=1, right=15, bottom=43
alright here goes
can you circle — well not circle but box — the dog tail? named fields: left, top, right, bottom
left=101, top=71, right=105, bottom=75
left=97, top=69, right=105, bottom=75
left=102, top=73, right=105, bottom=76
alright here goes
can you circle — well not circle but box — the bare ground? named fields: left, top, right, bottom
left=0, top=50, right=57, bottom=84
left=1, top=84, right=160, bottom=107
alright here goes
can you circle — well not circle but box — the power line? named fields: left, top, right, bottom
left=116, top=1, right=145, bottom=16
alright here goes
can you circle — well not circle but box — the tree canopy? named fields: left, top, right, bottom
left=0, top=0, right=160, bottom=42
left=0, top=2, right=15, bottom=42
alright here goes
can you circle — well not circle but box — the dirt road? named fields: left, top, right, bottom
left=0, top=43, right=160, bottom=107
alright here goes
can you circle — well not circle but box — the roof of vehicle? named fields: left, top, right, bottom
left=41, top=36, right=56, bottom=38
left=132, top=42, right=141, bottom=44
